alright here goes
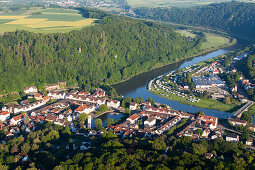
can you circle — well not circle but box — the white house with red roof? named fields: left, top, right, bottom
left=10, top=113, right=26, bottom=125
left=107, top=100, right=120, bottom=108
left=197, top=114, right=218, bottom=130
left=75, top=104, right=95, bottom=114
left=0, top=110, right=10, bottom=122
left=229, top=118, right=247, bottom=126
left=127, top=113, right=140, bottom=124
left=78, top=92, right=90, bottom=96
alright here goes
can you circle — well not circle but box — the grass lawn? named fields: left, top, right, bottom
left=0, top=8, right=96, bottom=33
left=151, top=89, right=241, bottom=112
left=200, top=33, right=230, bottom=50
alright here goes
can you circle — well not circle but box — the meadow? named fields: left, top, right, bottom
left=0, top=8, right=96, bottom=33
left=127, top=0, right=252, bottom=8
left=177, top=30, right=231, bottom=51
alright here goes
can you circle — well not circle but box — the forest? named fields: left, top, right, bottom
left=134, top=2, right=255, bottom=42
left=0, top=8, right=203, bottom=94
left=0, top=121, right=255, bottom=170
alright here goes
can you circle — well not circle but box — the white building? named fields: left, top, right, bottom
left=24, top=86, right=37, bottom=94
left=226, top=134, right=239, bottom=142
left=144, top=117, right=156, bottom=127
left=129, top=102, right=138, bottom=110
left=0, top=111, right=10, bottom=122
left=107, top=100, right=120, bottom=108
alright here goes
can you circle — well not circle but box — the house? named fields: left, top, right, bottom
left=20, top=99, right=30, bottom=106
left=129, top=102, right=138, bottom=110
left=75, top=104, right=95, bottom=114
left=34, top=93, right=43, bottom=100
left=78, top=92, right=90, bottom=96
left=246, top=138, right=253, bottom=146
left=229, top=118, right=247, bottom=126
left=45, top=115, right=57, bottom=122
left=48, top=92, right=66, bottom=100
left=201, top=128, right=211, bottom=138
left=43, top=96, right=50, bottom=103
left=10, top=113, right=26, bottom=125
left=197, top=114, right=218, bottom=129
left=248, top=123, right=255, bottom=132
left=45, top=84, right=60, bottom=91
left=144, top=117, right=156, bottom=127
left=93, top=88, right=106, bottom=97
left=24, top=86, right=37, bottom=94
left=107, top=100, right=120, bottom=108
left=127, top=113, right=140, bottom=124
left=0, top=110, right=10, bottom=122
left=226, top=133, right=239, bottom=142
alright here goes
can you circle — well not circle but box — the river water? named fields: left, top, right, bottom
left=113, top=49, right=236, bottom=119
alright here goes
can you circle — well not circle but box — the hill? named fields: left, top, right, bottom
left=0, top=8, right=203, bottom=93
left=134, top=2, right=255, bottom=42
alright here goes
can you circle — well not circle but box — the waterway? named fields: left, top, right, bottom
left=114, top=48, right=238, bottom=119
left=91, top=112, right=124, bottom=128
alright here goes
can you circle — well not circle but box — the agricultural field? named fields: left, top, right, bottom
left=0, top=8, right=97, bottom=33
left=127, top=0, right=252, bottom=8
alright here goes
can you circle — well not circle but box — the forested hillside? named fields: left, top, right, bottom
left=0, top=8, right=202, bottom=93
left=134, top=2, right=255, bottom=42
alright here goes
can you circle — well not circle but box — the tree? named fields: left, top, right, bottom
left=95, top=119, right=103, bottom=130
left=241, top=126, right=250, bottom=141
left=23, top=115, right=29, bottom=124
left=223, top=96, right=231, bottom=104
left=98, top=104, right=109, bottom=113
left=107, top=118, right=114, bottom=127
left=21, top=143, right=31, bottom=154
left=192, top=143, right=207, bottom=155
left=147, top=97, right=155, bottom=105
left=78, top=113, right=88, bottom=124
left=62, top=126, right=71, bottom=136
left=196, top=111, right=205, bottom=116
left=124, top=108, right=131, bottom=115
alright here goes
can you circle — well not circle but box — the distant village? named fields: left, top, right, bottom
left=1, top=77, right=255, bottom=151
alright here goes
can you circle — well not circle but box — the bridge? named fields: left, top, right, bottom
left=232, top=101, right=254, bottom=118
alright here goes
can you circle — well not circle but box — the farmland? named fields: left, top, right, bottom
left=0, top=8, right=96, bottom=33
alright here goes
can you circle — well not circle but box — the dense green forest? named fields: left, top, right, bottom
left=134, top=2, right=255, bottom=42
left=1, top=122, right=255, bottom=169
left=0, top=8, right=203, bottom=94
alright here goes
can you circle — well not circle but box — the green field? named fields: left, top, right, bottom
left=127, top=0, right=252, bottom=8
left=0, top=8, right=96, bottom=33
left=177, top=30, right=231, bottom=51
left=150, top=89, right=241, bottom=113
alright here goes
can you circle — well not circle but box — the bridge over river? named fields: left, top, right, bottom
left=232, top=101, right=254, bottom=118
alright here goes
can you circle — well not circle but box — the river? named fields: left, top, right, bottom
left=113, top=48, right=237, bottom=119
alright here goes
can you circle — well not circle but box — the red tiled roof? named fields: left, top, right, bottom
left=75, top=104, right=88, bottom=112
left=12, top=113, right=25, bottom=121
left=0, top=110, right=9, bottom=115
left=128, top=113, right=140, bottom=121
left=43, top=96, right=50, bottom=100
left=34, top=93, right=42, bottom=97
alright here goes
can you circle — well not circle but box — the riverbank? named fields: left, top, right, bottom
left=112, top=33, right=236, bottom=86
left=150, top=89, right=242, bottom=113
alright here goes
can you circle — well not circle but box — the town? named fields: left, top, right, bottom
left=1, top=78, right=255, bottom=155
